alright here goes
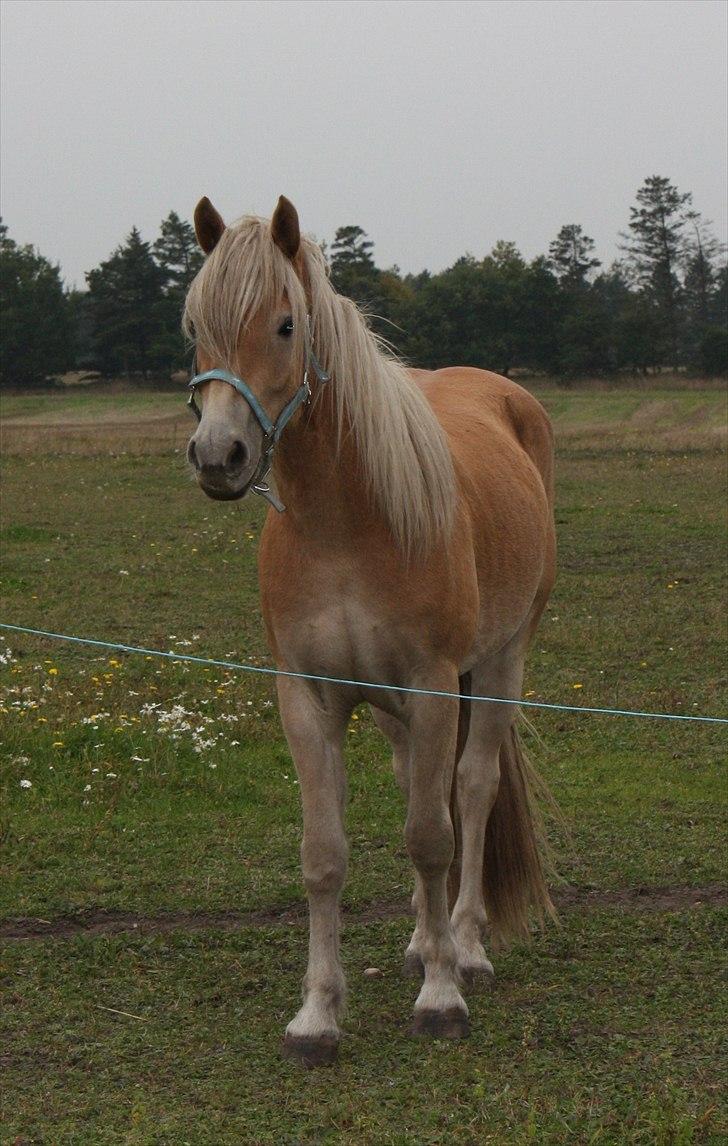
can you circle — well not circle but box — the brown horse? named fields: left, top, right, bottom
left=184, top=195, right=557, bottom=1067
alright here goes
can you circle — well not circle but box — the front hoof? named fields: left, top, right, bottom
left=281, top=1032, right=339, bottom=1068
left=403, top=951, right=425, bottom=979
left=410, top=1007, right=470, bottom=1040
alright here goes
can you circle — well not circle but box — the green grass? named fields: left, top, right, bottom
left=3, top=910, right=725, bottom=1144
left=0, top=389, right=183, bottom=421
left=537, top=387, right=726, bottom=430
left=1, top=387, right=726, bottom=1142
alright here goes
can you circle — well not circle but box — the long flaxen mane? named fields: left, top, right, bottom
left=183, top=215, right=456, bottom=554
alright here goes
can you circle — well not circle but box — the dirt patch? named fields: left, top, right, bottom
left=0, top=416, right=190, bottom=457
left=552, top=883, right=726, bottom=913
left=1, top=884, right=725, bottom=942
left=3, top=412, right=184, bottom=428
left=627, top=399, right=676, bottom=427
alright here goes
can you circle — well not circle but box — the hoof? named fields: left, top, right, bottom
left=459, top=962, right=495, bottom=990
left=410, top=1006, right=470, bottom=1040
left=403, top=951, right=425, bottom=979
left=281, top=1032, right=339, bottom=1068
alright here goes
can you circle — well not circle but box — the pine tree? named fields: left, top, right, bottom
left=620, top=176, right=692, bottom=366
left=548, top=225, right=600, bottom=287
left=680, top=215, right=728, bottom=374
left=329, top=225, right=380, bottom=309
left=153, top=211, right=203, bottom=298
left=153, top=212, right=203, bottom=369
left=85, top=228, right=165, bottom=377
left=0, top=220, right=71, bottom=387
left=547, top=226, right=602, bottom=376
left=330, top=225, right=375, bottom=273
left=682, top=213, right=724, bottom=325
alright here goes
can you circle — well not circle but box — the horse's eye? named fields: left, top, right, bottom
left=278, top=317, right=294, bottom=337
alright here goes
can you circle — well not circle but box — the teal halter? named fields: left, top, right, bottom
left=187, top=325, right=329, bottom=511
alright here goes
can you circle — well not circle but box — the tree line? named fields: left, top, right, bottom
left=1, top=176, right=725, bottom=388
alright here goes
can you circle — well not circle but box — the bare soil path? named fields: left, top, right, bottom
left=2, top=884, right=725, bottom=941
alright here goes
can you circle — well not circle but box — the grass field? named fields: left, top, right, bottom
left=1, top=384, right=726, bottom=1143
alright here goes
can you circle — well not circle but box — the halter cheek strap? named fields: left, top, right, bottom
left=187, top=327, right=330, bottom=512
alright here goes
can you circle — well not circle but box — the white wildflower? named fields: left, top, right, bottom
left=82, top=712, right=110, bottom=725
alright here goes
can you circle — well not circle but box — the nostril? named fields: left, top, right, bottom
left=226, top=440, right=248, bottom=471
left=187, top=439, right=199, bottom=470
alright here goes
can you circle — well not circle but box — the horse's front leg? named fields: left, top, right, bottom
left=406, top=669, right=469, bottom=1039
left=277, top=675, right=350, bottom=1068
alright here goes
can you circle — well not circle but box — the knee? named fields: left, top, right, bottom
left=405, top=814, right=453, bottom=875
left=301, top=837, right=348, bottom=895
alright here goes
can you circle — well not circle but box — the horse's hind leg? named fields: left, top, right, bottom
left=370, top=706, right=411, bottom=800
left=450, top=647, right=524, bottom=983
left=277, top=675, right=350, bottom=1067
left=370, top=706, right=428, bottom=977
left=404, top=665, right=469, bottom=1038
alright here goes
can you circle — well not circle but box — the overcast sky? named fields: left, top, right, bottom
left=1, top=0, right=726, bottom=288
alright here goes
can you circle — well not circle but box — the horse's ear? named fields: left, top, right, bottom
left=271, top=195, right=300, bottom=259
left=194, top=197, right=226, bottom=254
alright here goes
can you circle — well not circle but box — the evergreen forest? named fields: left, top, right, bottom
left=1, top=177, right=726, bottom=389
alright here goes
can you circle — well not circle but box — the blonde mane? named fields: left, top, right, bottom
left=183, top=216, right=456, bottom=553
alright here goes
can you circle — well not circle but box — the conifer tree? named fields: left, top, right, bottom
left=620, top=176, right=692, bottom=365
left=0, top=220, right=71, bottom=387
left=549, top=225, right=600, bottom=287
left=153, top=212, right=203, bottom=368
left=682, top=213, right=724, bottom=325
left=329, top=225, right=379, bottom=307
left=153, top=211, right=203, bottom=298
left=85, top=228, right=165, bottom=377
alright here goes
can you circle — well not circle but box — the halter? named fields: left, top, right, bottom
left=187, top=320, right=330, bottom=512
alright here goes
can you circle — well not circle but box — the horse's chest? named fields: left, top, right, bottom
left=266, top=585, right=408, bottom=680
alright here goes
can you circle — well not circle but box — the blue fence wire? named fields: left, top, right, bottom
left=1, top=622, right=726, bottom=726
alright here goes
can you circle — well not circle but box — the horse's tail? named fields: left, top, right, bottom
left=482, top=722, right=556, bottom=946
left=446, top=673, right=471, bottom=912
left=448, top=702, right=557, bottom=948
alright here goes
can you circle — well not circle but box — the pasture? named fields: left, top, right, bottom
left=1, top=384, right=726, bottom=1144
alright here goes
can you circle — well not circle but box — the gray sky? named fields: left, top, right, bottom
left=1, top=0, right=726, bottom=288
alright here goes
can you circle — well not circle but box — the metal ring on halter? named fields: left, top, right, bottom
left=187, top=318, right=329, bottom=512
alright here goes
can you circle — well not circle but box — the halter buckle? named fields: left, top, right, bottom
left=251, top=482, right=286, bottom=512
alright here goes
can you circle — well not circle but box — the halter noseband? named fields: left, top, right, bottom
left=187, top=322, right=329, bottom=512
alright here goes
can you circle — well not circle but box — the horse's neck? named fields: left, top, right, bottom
left=272, top=384, right=374, bottom=540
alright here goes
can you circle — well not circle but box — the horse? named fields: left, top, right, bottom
left=183, top=195, right=557, bottom=1067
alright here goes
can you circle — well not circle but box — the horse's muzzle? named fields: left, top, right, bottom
left=187, top=433, right=255, bottom=500
left=195, top=469, right=248, bottom=501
